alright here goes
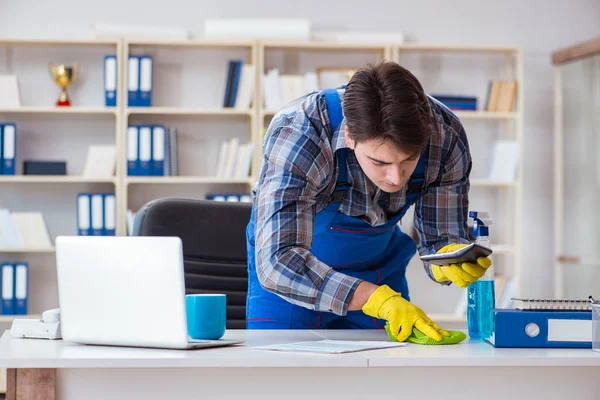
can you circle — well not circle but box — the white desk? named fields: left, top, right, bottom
left=0, top=329, right=599, bottom=400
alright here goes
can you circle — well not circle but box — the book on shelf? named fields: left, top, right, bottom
left=0, top=75, right=21, bottom=108
left=126, top=209, right=137, bottom=236
left=431, top=94, right=477, bottom=111
left=1, top=123, right=17, bottom=175
left=125, top=55, right=153, bottom=107
left=262, top=68, right=320, bottom=112
left=0, top=209, right=53, bottom=249
left=223, top=60, right=255, bottom=109
left=77, top=193, right=116, bottom=236
left=128, top=125, right=178, bottom=177
left=215, top=137, right=253, bottom=179
left=485, top=80, right=518, bottom=112
left=82, top=145, right=116, bottom=178
left=0, top=261, right=28, bottom=315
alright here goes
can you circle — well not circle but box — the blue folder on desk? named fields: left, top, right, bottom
left=487, top=309, right=592, bottom=348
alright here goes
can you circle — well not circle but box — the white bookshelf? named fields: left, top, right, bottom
left=393, top=44, right=524, bottom=308
left=120, top=39, right=259, bottom=235
left=0, top=38, right=122, bottom=331
left=0, top=37, right=524, bottom=338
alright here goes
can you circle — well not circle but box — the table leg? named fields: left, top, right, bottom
left=7, top=368, right=55, bottom=400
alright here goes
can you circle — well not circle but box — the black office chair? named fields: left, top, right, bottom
left=132, top=198, right=252, bottom=329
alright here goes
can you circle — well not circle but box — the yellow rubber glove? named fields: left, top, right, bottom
left=430, top=243, right=493, bottom=288
left=362, top=285, right=450, bottom=342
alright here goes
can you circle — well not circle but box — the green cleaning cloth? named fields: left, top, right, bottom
left=384, top=322, right=466, bottom=345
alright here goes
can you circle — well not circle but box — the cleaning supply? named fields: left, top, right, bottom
left=384, top=323, right=467, bottom=345
left=362, top=285, right=450, bottom=342
left=467, top=211, right=495, bottom=340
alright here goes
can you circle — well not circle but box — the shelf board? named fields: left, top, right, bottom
left=471, top=179, right=517, bottom=187
left=262, top=109, right=277, bottom=118
left=127, top=107, right=253, bottom=116
left=0, top=247, right=55, bottom=253
left=126, top=39, right=254, bottom=48
left=0, top=176, right=115, bottom=184
left=0, top=38, right=118, bottom=46
left=261, top=40, right=387, bottom=51
left=398, top=44, right=520, bottom=53
left=126, top=177, right=253, bottom=185
left=0, top=106, right=117, bottom=115
left=428, top=314, right=466, bottom=324
left=0, top=315, right=42, bottom=323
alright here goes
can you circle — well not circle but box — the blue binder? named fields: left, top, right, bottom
left=14, top=262, right=27, bottom=315
left=138, top=125, right=152, bottom=176
left=77, top=193, right=92, bottom=235
left=0, top=124, right=3, bottom=174
left=104, top=55, right=117, bottom=107
left=2, top=123, right=16, bottom=175
left=103, top=193, right=116, bottom=236
left=139, top=55, right=153, bottom=107
left=127, top=125, right=140, bottom=176
left=151, top=125, right=165, bottom=176
left=128, top=55, right=140, bottom=107
left=229, top=60, right=243, bottom=107
left=223, top=61, right=235, bottom=107
left=2, top=263, right=14, bottom=315
left=90, top=193, right=104, bottom=236
left=488, top=309, right=592, bottom=348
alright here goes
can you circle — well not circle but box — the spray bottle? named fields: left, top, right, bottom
left=467, top=211, right=495, bottom=340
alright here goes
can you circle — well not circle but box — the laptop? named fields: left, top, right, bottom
left=55, top=235, right=243, bottom=350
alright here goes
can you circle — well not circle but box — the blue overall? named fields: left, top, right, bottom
left=245, top=88, right=427, bottom=329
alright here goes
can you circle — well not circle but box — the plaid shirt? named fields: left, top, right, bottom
left=252, top=89, right=472, bottom=316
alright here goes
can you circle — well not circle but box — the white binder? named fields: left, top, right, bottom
left=77, top=194, right=91, bottom=235
left=138, top=126, right=152, bottom=176
left=90, top=194, right=104, bottom=236
left=127, top=56, right=140, bottom=106
left=103, top=194, right=116, bottom=236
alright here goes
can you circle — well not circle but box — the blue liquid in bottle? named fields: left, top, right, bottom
left=466, top=210, right=495, bottom=340
left=467, top=279, right=495, bottom=340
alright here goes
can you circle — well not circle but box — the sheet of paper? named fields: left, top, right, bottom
left=254, top=340, right=407, bottom=354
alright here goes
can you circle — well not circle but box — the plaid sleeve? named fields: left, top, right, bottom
left=253, top=109, right=362, bottom=316
left=414, top=119, right=473, bottom=283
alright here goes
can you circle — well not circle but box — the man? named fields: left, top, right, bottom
left=245, top=61, right=492, bottom=342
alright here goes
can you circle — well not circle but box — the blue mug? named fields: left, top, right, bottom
left=186, top=294, right=226, bottom=340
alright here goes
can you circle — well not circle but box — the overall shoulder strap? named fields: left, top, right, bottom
left=405, top=152, right=427, bottom=204
left=323, top=88, right=348, bottom=203
left=323, top=88, right=343, bottom=134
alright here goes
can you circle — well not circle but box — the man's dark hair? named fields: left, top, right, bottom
left=342, top=61, right=433, bottom=155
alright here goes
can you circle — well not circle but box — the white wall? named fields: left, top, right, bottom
left=1, top=0, right=599, bottom=310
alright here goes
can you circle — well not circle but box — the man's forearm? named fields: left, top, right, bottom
left=348, top=281, right=379, bottom=310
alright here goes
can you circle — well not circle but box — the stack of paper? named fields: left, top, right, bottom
left=254, top=340, right=407, bottom=354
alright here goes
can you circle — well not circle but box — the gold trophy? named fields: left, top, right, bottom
left=49, top=63, right=78, bottom=106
